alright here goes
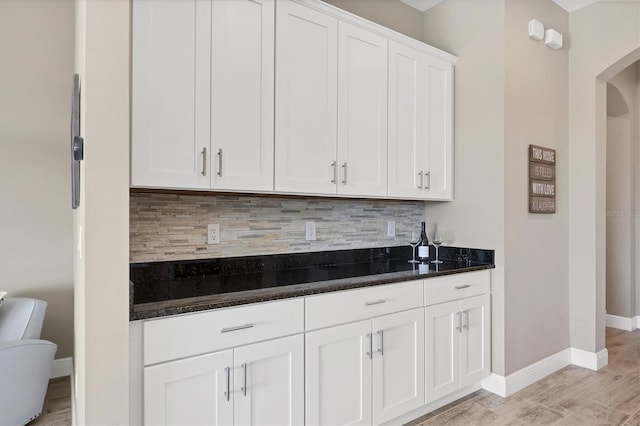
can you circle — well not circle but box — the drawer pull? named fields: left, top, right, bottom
left=454, top=285, right=471, bottom=290
left=241, top=362, right=248, bottom=397
left=221, top=324, right=254, bottom=333
left=377, top=330, right=384, bottom=356
left=456, top=311, right=462, bottom=332
left=224, top=366, right=230, bottom=401
left=365, top=299, right=387, bottom=306
left=366, top=333, right=373, bottom=359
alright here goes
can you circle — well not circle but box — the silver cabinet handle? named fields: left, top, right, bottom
left=366, top=333, right=372, bottom=359
left=365, top=299, right=386, bottom=306
left=341, top=162, right=347, bottom=185
left=377, top=330, right=384, bottom=356
left=241, top=363, right=247, bottom=397
left=224, top=366, right=230, bottom=401
left=425, top=171, right=431, bottom=190
left=201, top=147, right=207, bottom=176
left=221, top=324, right=254, bottom=333
left=456, top=311, right=462, bottom=332
left=463, top=310, right=468, bottom=330
left=217, top=148, right=222, bottom=177
left=331, top=161, right=337, bottom=184
left=455, top=285, right=471, bottom=290
left=417, top=171, right=423, bottom=189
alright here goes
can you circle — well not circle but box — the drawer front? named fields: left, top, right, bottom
left=305, top=280, right=423, bottom=331
left=424, top=270, right=491, bottom=306
left=143, top=298, right=304, bottom=365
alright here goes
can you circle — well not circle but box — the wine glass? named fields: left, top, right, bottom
left=431, top=227, right=444, bottom=264
left=408, top=232, right=421, bottom=264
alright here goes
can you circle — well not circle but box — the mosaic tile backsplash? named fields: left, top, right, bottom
left=130, top=193, right=425, bottom=262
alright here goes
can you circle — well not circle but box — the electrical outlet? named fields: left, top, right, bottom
left=207, top=224, right=220, bottom=244
left=387, top=221, right=396, bottom=237
left=305, top=222, right=316, bottom=241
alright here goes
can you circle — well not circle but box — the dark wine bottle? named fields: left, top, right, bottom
left=418, top=221, right=430, bottom=262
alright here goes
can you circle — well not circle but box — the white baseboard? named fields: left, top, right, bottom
left=481, top=348, right=571, bottom=398
left=634, top=316, right=640, bottom=330
left=51, top=357, right=73, bottom=378
left=606, top=314, right=634, bottom=331
left=482, top=347, right=609, bottom=397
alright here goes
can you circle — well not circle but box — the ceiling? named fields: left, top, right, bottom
left=400, top=0, right=600, bottom=13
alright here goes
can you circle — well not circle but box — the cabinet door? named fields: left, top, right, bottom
left=387, top=41, right=425, bottom=199
left=275, top=0, right=338, bottom=195
left=306, top=321, right=372, bottom=426
left=132, top=0, right=211, bottom=189
left=337, top=22, right=388, bottom=197
left=211, top=0, right=274, bottom=192
left=372, top=308, right=425, bottom=425
left=234, top=334, right=304, bottom=426
left=425, top=300, right=460, bottom=403
left=422, top=55, right=454, bottom=200
left=144, top=350, right=233, bottom=426
left=460, top=294, right=491, bottom=388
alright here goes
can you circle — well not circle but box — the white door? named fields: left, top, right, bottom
left=211, top=0, right=274, bottom=192
left=234, top=334, right=304, bottom=426
left=275, top=0, right=338, bottom=195
left=422, top=55, right=454, bottom=200
left=460, top=294, right=490, bottom=388
left=337, top=22, right=388, bottom=197
left=425, top=300, right=460, bottom=403
left=306, top=321, right=373, bottom=426
left=144, top=350, right=233, bottom=426
left=372, top=308, right=425, bottom=425
left=131, top=0, right=211, bottom=189
left=387, top=41, right=425, bottom=199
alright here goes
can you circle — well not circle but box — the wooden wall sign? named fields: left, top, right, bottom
left=529, top=145, right=556, bottom=213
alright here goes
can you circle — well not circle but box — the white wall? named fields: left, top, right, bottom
left=422, top=0, right=507, bottom=375
left=0, top=0, right=75, bottom=358
left=568, top=1, right=640, bottom=352
left=73, top=0, right=130, bottom=423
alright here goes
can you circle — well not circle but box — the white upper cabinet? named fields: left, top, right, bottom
left=132, top=0, right=211, bottom=189
left=275, top=1, right=338, bottom=195
left=388, top=41, right=454, bottom=200
left=211, top=0, right=275, bottom=192
left=132, top=0, right=275, bottom=192
left=337, top=22, right=388, bottom=197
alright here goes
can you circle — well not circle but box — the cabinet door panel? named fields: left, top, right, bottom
left=425, top=300, right=460, bottom=403
left=275, top=1, right=338, bottom=194
left=423, top=56, right=454, bottom=200
left=132, top=0, right=211, bottom=189
left=234, top=334, right=304, bottom=426
left=211, top=0, right=274, bottom=191
left=387, top=41, right=424, bottom=199
left=306, top=321, right=372, bottom=426
left=372, top=308, right=425, bottom=425
left=337, top=22, right=388, bottom=197
left=460, top=294, right=490, bottom=387
left=144, top=350, right=233, bottom=426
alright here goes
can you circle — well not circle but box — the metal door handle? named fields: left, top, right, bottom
left=365, top=299, right=387, bottom=306
left=417, top=171, right=423, bottom=189
left=342, top=162, right=347, bottom=185
left=201, top=147, right=207, bottom=176
left=331, top=161, right=337, bottom=183
left=220, top=324, right=254, bottom=333
left=241, top=363, right=247, bottom=397
left=456, top=311, right=461, bottom=332
left=425, top=171, right=431, bottom=189
left=377, top=330, right=384, bottom=356
left=463, top=310, right=469, bottom=330
left=366, top=333, right=372, bottom=359
left=224, top=366, right=230, bottom=401
left=455, top=285, right=471, bottom=290
left=217, top=148, right=222, bottom=177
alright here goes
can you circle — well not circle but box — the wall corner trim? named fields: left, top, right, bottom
left=482, top=347, right=611, bottom=397
left=51, top=356, right=73, bottom=378
left=605, top=314, right=635, bottom=331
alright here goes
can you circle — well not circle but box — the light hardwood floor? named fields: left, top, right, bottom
left=29, top=328, right=639, bottom=426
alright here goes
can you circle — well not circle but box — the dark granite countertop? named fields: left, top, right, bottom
left=130, top=245, right=494, bottom=320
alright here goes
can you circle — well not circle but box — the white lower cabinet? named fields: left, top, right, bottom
left=144, top=334, right=304, bottom=426
left=425, top=294, right=490, bottom=403
left=306, top=309, right=425, bottom=426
